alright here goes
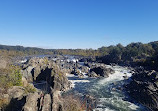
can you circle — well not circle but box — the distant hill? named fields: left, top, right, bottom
left=0, top=41, right=158, bottom=59
left=0, top=44, right=52, bottom=52
left=0, top=44, right=56, bottom=56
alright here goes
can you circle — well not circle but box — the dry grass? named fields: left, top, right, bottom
left=62, top=94, right=83, bottom=111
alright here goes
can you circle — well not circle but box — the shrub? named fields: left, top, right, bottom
left=0, top=65, right=22, bottom=91
left=24, top=84, right=36, bottom=94
left=9, top=65, right=22, bottom=86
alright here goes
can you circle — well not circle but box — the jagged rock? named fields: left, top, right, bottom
left=52, top=91, right=63, bottom=111
left=23, top=92, right=40, bottom=111
left=80, top=66, right=89, bottom=73
left=90, top=66, right=114, bottom=77
left=7, top=86, right=25, bottom=99
left=22, top=66, right=34, bottom=82
left=41, top=94, right=51, bottom=111
left=22, top=77, right=28, bottom=87
left=4, top=86, right=27, bottom=111
left=88, top=71, right=98, bottom=77
left=125, top=70, right=158, bottom=110
left=51, top=73, right=70, bottom=91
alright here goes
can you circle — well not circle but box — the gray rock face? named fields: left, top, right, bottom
left=42, top=94, right=51, bottom=111
left=52, top=91, right=63, bottom=111
left=88, top=71, right=98, bottom=77
left=22, top=66, right=34, bottom=82
left=51, top=73, right=71, bottom=91
left=80, top=66, right=89, bottom=73
left=125, top=69, right=158, bottom=110
left=7, top=86, right=25, bottom=99
left=6, top=86, right=26, bottom=111
left=21, top=57, right=70, bottom=92
left=23, top=92, right=40, bottom=111
left=90, top=66, right=115, bottom=77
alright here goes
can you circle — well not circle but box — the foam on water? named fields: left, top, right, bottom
left=66, top=65, right=147, bottom=111
left=66, top=73, right=90, bottom=88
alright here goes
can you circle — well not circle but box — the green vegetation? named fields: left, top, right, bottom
left=0, top=41, right=158, bottom=70
left=0, top=65, right=22, bottom=91
left=0, top=65, right=23, bottom=110
left=24, top=84, right=36, bottom=94
left=97, top=41, right=158, bottom=70
left=0, top=44, right=100, bottom=57
left=0, top=45, right=54, bottom=56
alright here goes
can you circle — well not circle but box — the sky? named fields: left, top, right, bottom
left=0, top=0, right=158, bottom=49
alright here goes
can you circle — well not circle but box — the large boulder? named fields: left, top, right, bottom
left=5, top=86, right=26, bottom=111
left=88, top=71, right=98, bottom=77
left=22, top=66, right=34, bottom=82
left=7, top=86, right=25, bottom=99
left=51, top=73, right=71, bottom=91
left=23, top=92, right=40, bottom=111
left=90, top=66, right=114, bottom=77
left=80, top=66, right=89, bottom=73
left=125, top=69, right=158, bottom=110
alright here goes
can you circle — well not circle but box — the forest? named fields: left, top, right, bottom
left=0, top=41, right=158, bottom=70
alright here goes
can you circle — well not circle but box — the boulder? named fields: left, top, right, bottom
left=7, top=86, right=25, bottom=99
left=5, top=86, right=26, bottom=111
left=23, top=92, right=40, bottom=111
left=51, top=74, right=70, bottom=91
left=90, top=66, right=114, bottom=77
left=125, top=70, right=158, bottom=110
left=80, top=66, right=89, bottom=73
left=88, top=71, right=98, bottom=77
left=22, top=66, right=34, bottom=82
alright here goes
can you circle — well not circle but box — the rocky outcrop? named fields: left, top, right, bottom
left=125, top=69, right=158, bottom=110
left=4, top=57, right=71, bottom=111
left=23, top=92, right=40, bottom=111
left=51, top=72, right=71, bottom=91
left=2, top=86, right=27, bottom=111
left=22, top=66, right=34, bottom=82
left=80, top=66, right=89, bottom=73
left=42, top=94, right=51, bottom=111
left=0, top=56, right=73, bottom=111
left=88, top=71, right=98, bottom=77
left=90, top=66, right=115, bottom=77
left=21, top=57, right=70, bottom=91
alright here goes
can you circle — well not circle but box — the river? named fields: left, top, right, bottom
left=66, top=65, right=148, bottom=111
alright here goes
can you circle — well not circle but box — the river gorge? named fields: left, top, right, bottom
left=0, top=55, right=157, bottom=111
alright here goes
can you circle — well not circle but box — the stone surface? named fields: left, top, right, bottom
left=125, top=69, right=158, bottom=110
left=90, top=66, right=115, bottom=77
left=42, top=94, right=51, bottom=111
left=23, top=92, right=40, bottom=111
left=7, top=86, right=25, bottom=99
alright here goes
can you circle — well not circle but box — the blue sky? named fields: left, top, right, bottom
left=0, top=0, right=158, bottom=49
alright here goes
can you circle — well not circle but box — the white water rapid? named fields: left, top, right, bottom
left=66, top=65, right=148, bottom=111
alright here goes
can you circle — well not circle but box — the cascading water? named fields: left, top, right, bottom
left=66, top=65, right=148, bottom=111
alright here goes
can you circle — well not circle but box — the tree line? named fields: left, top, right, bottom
left=0, top=41, right=158, bottom=70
